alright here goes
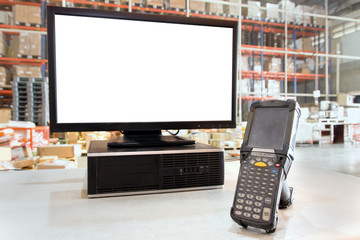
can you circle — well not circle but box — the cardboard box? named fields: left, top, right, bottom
left=13, top=65, right=42, bottom=78
left=38, top=155, right=58, bottom=163
left=13, top=157, right=35, bottom=168
left=240, top=79, right=250, bottom=95
left=10, top=33, right=41, bottom=57
left=303, top=37, right=313, bottom=51
left=130, top=0, right=143, bottom=4
left=224, top=0, right=248, bottom=17
left=279, top=0, right=295, bottom=22
left=0, top=11, right=12, bottom=25
left=254, top=80, right=266, bottom=96
left=241, top=55, right=249, bottom=71
left=0, top=108, right=11, bottom=123
left=169, top=0, right=185, bottom=9
left=28, top=66, right=42, bottom=77
left=286, top=58, right=294, bottom=73
left=13, top=5, right=27, bottom=24
left=190, top=1, right=205, bottom=12
left=10, top=34, right=30, bottom=56
left=29, top=33, right=41, bottom=56
left=13, top=5, right=41, bottom=25
left=11, top=147, right=24, bottom=161
left=0, top=31, right=5, bottom=56
left=28, top=6, right=41, bottom=25
left=247, top=1, right=261, bottom=19
left=37, top=144, right=82, bottom=158
left=227, top=0, right=242, bottom=16
left=254, top=60, right=261, bottom=72
left=269, top=57, right=281, bottom=72
left=267, top=79, right=281, bottom=97
left=295, top=5, right=312, bottom=25
left=266, top=3, right=279, bottom=20
left=0, top=147, right=11, bottom=161
left=66, top=132, right=79, bottom=144
left=146, top=0, right=163, bottom=7
left=0, top=67, right=9, bottom=85
left=303, top=5, right=312, bottom=25
left=37, top=159, right=74, bottom=169
left=313, top=5, right=325, bottom=26
left=209, top=3, right=223, bottom=14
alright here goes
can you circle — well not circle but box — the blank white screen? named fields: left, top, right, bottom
left=55, top=15, right=234, bottom=123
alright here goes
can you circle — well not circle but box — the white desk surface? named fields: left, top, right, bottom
left=1, top=160, right=360, bottom=240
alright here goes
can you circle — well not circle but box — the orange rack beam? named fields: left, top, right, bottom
left=0, top=0, right=43, bottom=7
left=0, top=90, right=12, bottom=96
left=0, top=57, right=47, bottom=66
left=0, top=24, right=46, bottom=32
left=241, top=45, right=323, bottom=58
left=241, top=95, right=276, bottom=101
left=241, top=70, right=328, bottom=81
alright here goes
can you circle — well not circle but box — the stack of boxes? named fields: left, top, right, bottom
left=254, top=80, right=266, bottom=96
left=208, top=1, right=224, bottom=16
left=0, top=67, right=10, bottom=85
left=12, top=5, right=41, bottom=26
left=268, top=58, right=282, bottom=73
left=168, top=0, right=185, bottom=10
left=295, top=4, right=312, bottom=25
left=146, top=0, right=163, bottom=8
left=0, top=11, right=12, bottom=25
left=0, top=31, right=6, bottom=57
left=10, top=33, right=42, bottom=58
left=0, top=5, right=43, bottom=86
left=267, top=80, right=281, bottom=97
left=265, top=3, right=278, bottom=22
left=247, top=1, right=261, bottom=20
left=313, top=5, right=326, bottom=26
left=279, top=0, right=295, bottom=23
left=190, top=0, right=205, bottom=13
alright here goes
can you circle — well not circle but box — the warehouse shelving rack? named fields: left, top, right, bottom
left=0, top=0, right=47, bottom=116
left=238, top=16, right=330, bottom=115
left=43, top=0, right=335, bottom=123
left=0, top=0, right=340, bottom=127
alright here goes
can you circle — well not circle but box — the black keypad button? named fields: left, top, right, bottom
left=244, top=213, right=251, bottom=218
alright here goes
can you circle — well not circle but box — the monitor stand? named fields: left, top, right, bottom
left=107, top=130, right=196, bottom=148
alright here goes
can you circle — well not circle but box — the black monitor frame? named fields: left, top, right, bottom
left=47, top=6, right=238, bottom=133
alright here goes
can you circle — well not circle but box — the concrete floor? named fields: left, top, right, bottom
left=1, top=143, right=360, bottom=239
left=294, top=143, right=360, bottom=178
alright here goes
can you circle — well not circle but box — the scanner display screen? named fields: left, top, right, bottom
left=247, top=107, right=288, bottom=149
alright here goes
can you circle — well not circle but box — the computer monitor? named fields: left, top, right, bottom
left=47, top=6, right=238, bottom=147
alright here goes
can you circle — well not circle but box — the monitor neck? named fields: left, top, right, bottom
left=123, top=130, right=162, bottom=136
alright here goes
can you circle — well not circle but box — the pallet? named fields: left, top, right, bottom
left=97, top=0, right=121, bottom=3
left=146, top=4, right=164, bottom=10
left=17, top=55, right=42, bottom=60
left=246, top=16, right=262, bottom=21
left=15, top=22, right=41, bottom=28
left=168, top=7, right=186, bottom=13
left=264, top=18, right=282, bottom=23
left=20, top=0, right=42, bottom=3
left=225, top=14, right=239, bottom=19
left=319, top=118, right=345, bottom=124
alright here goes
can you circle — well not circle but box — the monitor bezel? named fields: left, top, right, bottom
left=47, top=6, right=238, bottom=132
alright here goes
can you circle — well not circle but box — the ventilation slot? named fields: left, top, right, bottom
left=161, top=152, right=223, bottom=189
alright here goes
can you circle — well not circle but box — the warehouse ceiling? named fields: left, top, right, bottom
left=255, top=0, right=360, bottom=17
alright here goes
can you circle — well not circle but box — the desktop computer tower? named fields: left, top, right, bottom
left=87, top=141, right=224, bottom=197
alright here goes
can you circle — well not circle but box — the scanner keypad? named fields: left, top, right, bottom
left=234, top=153, right=280, bottom=222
